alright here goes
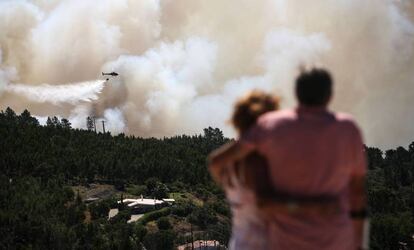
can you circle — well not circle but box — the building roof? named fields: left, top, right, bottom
left=117, top=198, right=170, bottom=207
left=162, top=198, right=175, bottom=202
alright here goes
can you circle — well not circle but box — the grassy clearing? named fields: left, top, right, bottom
left=137, top=207, right=171, bottom=225
left=169, top=192, right=204, bottom=206
left=72, top=184, right=117, bottom=200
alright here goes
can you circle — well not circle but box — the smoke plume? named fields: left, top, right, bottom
left=1, top=0, right=414, bottom=149
left=5, top=80, right=105, bottom=105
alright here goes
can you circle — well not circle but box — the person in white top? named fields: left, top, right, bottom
left=210, top=90, right=278, bottom=250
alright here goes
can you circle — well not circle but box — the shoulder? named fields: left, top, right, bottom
left=335, top=112, right=357, bottom=126
left=257, top=109, right=296, bottom=128
left=334, top=112, right=363, bottom=136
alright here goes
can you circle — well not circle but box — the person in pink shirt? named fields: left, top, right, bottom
left=209, top=68, right=367, bottom=250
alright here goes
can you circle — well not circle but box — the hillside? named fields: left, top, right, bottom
left=1, top=107, right=414, bottom=250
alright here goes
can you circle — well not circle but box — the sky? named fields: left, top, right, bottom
left=1, top=0, right=414, bottom=149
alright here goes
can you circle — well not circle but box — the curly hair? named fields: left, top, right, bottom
left=227, top=90, right=279, bottom=196
left=231, top=90, right=279, bottom=134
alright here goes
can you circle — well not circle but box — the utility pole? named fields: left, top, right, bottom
left=190, top=223, right=194, bottom=250
left=101, top=120, right=106, bottom=134
left=205, top=232, right=208, bottom=250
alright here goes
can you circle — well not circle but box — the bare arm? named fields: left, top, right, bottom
left=207, top=140, right=254, bottom=183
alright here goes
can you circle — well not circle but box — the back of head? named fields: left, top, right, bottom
left=231, top=90, right=279, bottom=134
left=231, top=90, right=278, bottom=195
left=295, top=68, right=333, bottom=106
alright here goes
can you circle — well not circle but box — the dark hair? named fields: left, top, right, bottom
left=295, top=68, right=332, bottom=106
left=231, top=90, right=279, bottom=134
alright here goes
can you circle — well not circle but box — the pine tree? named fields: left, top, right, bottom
left=46, top=117, right=54, bottom=127
left=61, top=118, right=71, bottom=129
left=52, top=116, right=61, bottom=128
left=19, top=109, right=39, bottom=126
left=86, top=117, right=94, bottom=131
left=5, top=107, right=16, bottom=122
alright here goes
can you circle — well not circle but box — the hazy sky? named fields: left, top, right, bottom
left=1, top=0, right=414, bottom=149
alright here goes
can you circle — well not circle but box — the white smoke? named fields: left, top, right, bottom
left=68, top=104, right=92, bottom=129
left=103, top=108, right=126, bottom=134
left=34, top=115, right=49, bottom=126
left=0, top=50, right=17, bottom=95
left=0, top=0, right=414, bottom=149
left=5, top=80, right=105, bottom=105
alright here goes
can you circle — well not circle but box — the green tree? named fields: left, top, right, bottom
left=46, top=117, right=54, bottom=127
left=19, top=109, right=39, bottom=126
left=61, top=118, right=71, bottom=129
left=188, top=205, right=217, bottom=229
left=86, top=116, right=95, bottom=131
left=156, top=217, right=172, bottom=230
left=143, top=230, right=175, bottom=250
left=5, top=107, right=16, bottom=120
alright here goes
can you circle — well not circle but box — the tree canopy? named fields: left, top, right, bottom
left=0, top=107, right=413, bottom=249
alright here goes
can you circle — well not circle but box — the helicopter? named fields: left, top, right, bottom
left=102, top=72, right=119, bottom=77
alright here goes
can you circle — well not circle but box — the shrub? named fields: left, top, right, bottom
left=188, top=206, right=217, bottom=229
left=138, top=207, right=171, bottom=225
left=143, top=230, right=175, bottom=250
left=126, top=184, right=147, bottom=196
left=156, top=217, right=172, bottom=230
left=171, top=201, right=194, bottom=217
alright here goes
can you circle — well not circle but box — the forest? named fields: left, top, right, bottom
left=0, top=107, right=414, bottom=250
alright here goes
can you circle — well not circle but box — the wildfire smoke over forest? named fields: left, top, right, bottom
left=1, top=0, right=414, bottom=148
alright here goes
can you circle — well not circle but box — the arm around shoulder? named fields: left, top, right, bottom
left=207, top=140, right=254, bottom=182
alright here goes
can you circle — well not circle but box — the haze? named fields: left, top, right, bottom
left=1, top=0, right=414, bottom=149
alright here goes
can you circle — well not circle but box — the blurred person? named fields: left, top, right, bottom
left=211, top=90, right=279, bottom=250
left=209, top=68, right=367, bottom=250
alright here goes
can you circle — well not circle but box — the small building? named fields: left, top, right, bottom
left=117, top=196, right=175, bottom=213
